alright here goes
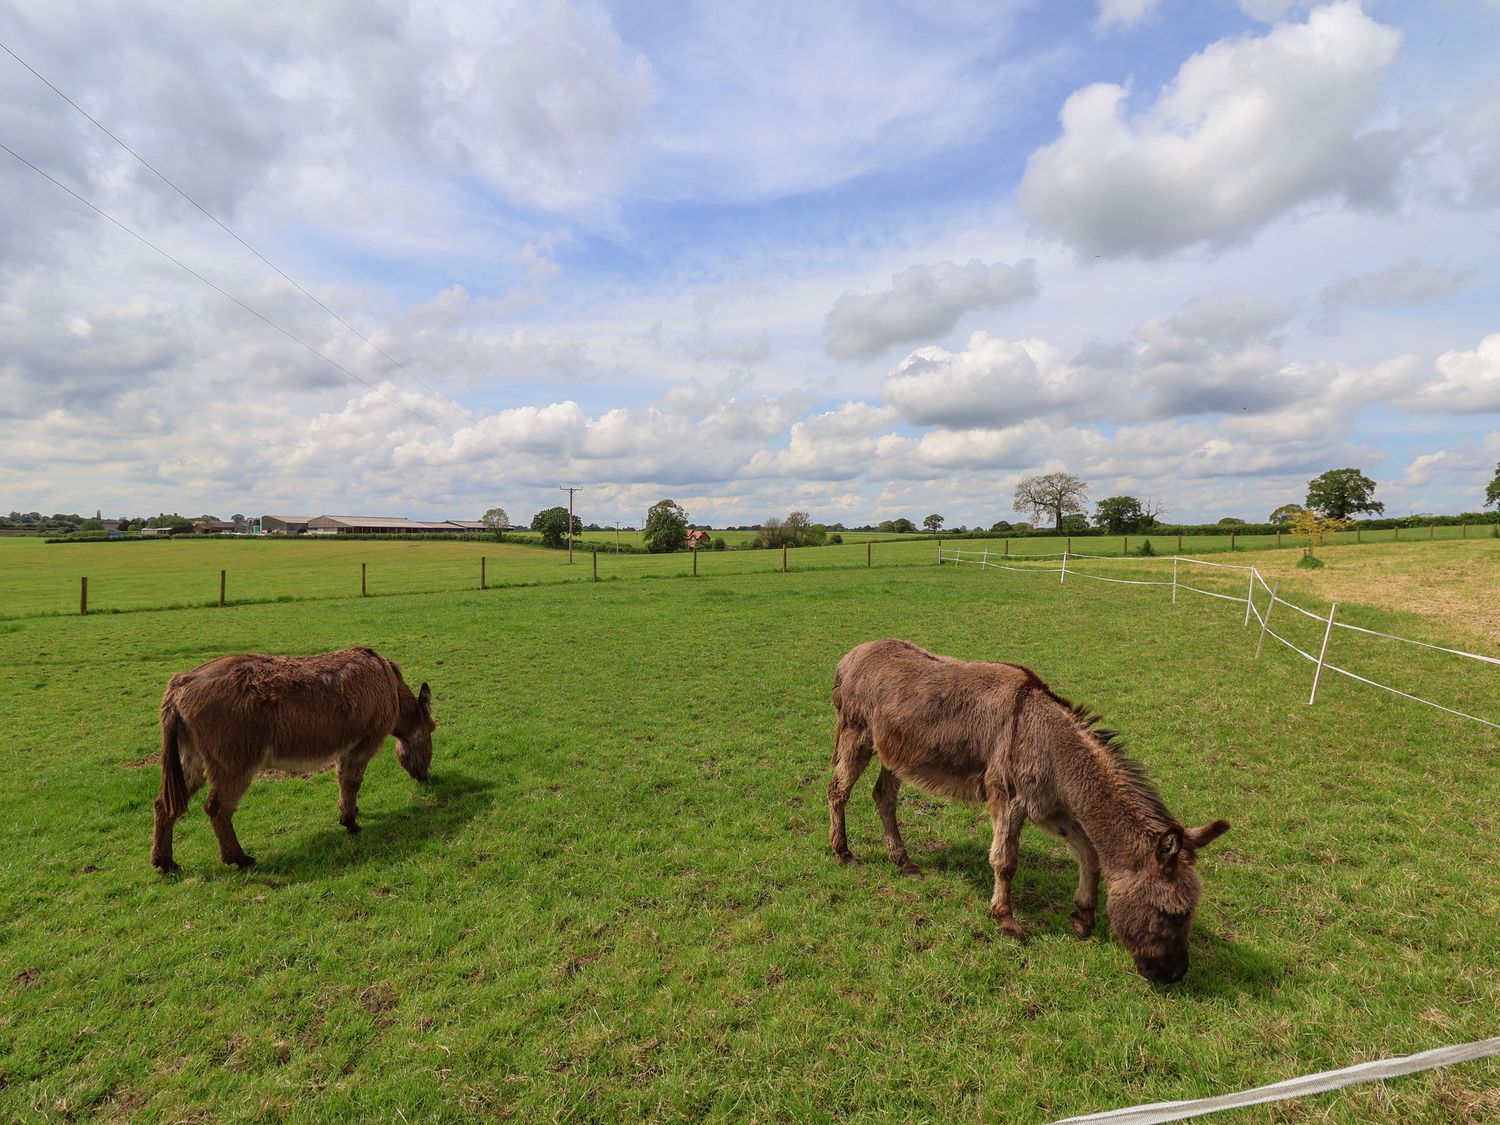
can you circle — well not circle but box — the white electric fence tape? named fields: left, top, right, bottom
left=937, top=548, right=1499, bottom=732
left=1049, top=1036, right=1500, bottom=1125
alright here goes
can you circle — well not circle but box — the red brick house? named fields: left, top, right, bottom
left=684, top=528, right=712, bottom=549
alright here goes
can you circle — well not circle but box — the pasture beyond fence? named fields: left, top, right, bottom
left=8, top=536, right=1498, bottom=732
left=938, top=545, right=1500, bottom=734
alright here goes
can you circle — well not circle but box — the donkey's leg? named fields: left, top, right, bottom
left=872, top=767, right=920, bottom=876
left=827, top=715, right=873, bottom=864
left=1062, top=826, right=1101, bottom=939
left=335, top=738, right=383, bottom=834
left=204, top=769, right=258, bottom=869
left=986, top=792, right=1027, bottom=940
left=151, top=745, right=206, bottom=874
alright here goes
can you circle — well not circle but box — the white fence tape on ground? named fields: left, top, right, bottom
left=1049, top=1036, right=1500, bottom=1125
left=938, top=547, right=1500, bottom=732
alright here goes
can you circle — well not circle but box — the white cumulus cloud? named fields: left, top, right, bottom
left=1406, top=334, right=1500, bottom=413
left=882, top=333, right=1092, bottom=428
left=1019, top=2, right=1403, bottom=257
left=825, top=259, right=1038, bottom=360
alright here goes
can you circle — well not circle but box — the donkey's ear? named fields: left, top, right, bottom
left=418, top=682, right=431, bottom=711
left=1185, top=820, right=1231, bottom=850
left=1155, top=827, right=1184, bottom=865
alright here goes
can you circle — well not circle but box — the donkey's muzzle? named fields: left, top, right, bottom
left=1139, top=955, right=1188, bottom=984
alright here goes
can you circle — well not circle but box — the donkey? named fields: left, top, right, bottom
left=151, top=647, right=435, bottom=873
left=829, top=639, right=1230, bottom=983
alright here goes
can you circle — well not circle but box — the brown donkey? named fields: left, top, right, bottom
left=829, top=639, right=1229, bottom=983
left=151, top=648, right=435, bottom=873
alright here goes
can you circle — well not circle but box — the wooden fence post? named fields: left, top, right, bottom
left=481, top=556, right=487, bottom=590
left=1429, top=524, right=1434, bottom=540
left=867, top=541, right=872, bottom=569
left=593, top=547, right=599, bottom=582
left=1394, top=525, right=1400, bottom=541
left=80, top=576, right=88, bottom=616
left=1231, top=532, right=1237, bottom=552
left=1066, top=536, right=1072, bottom=554
left=1356, top=526, right=1361, bottom=544
left=692, top=548, right=697, bottom=578
left=1003, top=538, right=1009, bottom=557
left=361, top=563, right=367, bottom=598
left=219, top=569, right=226, bottom=608
left=1177, top=533, right=1183, bottom=553
left=782, top=545, right=788, bottom=573
left=1124, top=535, right=1129, bottom=556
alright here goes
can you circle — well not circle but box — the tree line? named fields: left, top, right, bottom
left=473, top=461, right=1500, bottom=557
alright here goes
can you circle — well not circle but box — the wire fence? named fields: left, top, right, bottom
left=939, top=546, right=1500, bottom=733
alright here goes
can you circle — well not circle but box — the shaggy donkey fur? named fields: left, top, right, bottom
left=829, top=638, right=1229, bottom=982
left=152, top=648, right=434, bottom=874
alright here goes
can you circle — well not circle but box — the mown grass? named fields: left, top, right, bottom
left=1, top=546, right=1497, bottom=1122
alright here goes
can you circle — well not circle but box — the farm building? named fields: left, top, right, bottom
left=260, top=514, right=312, bottom=534
left=304, top=515, right=474, bottom=535
left=192, top=519, right=242, bottom=534
left=684, top=528, right=712, bottom=548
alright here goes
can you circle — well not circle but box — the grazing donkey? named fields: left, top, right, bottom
left=829, top=639, right=1229, bottom=983
left=151, top=648, right=435, bottom=873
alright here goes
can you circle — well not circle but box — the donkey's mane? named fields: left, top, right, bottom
left=1050, top=690, right=1174, bottom=826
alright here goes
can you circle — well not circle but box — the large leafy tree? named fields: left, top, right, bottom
left=643, top=499, right=689, bottom=553
left=1306, top=468, right=1384, bottom=521
left=1269, top=503, right=1305, bottom=525
left=1094, top=496, right=1145, bottom=534
left=1485, top=462, right=1500, bottom=509
left=481, top=506, right=509, bottom=539
left=753, top=510, right=826, bottom=548
left=922, top=513, right=944, bottom=532
left=1014, top=471, right=1088, bottom=531
left=531, top=506, right=582, bottom=548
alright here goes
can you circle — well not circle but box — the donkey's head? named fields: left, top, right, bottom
left=1107, top=819, right=1230, bottom=984
left=395, top=682, right=435, bottom=782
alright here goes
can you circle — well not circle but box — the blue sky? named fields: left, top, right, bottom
left=2, top=0, right=1498, bottom=527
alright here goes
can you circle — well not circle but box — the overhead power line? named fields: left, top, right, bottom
left=0, top=38, right=561, bottom=482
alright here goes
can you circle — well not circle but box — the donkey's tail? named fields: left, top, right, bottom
left=159, top=699, right=188, bottom=818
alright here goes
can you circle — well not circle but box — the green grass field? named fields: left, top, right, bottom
left=1, top=537, right=1497, bottom=1121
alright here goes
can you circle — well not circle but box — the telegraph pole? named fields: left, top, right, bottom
left=559, top=485, right=583, bottom=564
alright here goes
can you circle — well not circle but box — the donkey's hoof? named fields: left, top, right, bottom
left=341, top=818, right=362, bottom=835
left=897, top=860, right=923, bottom=878
left=1070, top=908, right=1096, bottom=939
left=154, top=859, right=180, bottom=876
left=229, top=854, right=257, bottom=869
left=992, top=913, right=1026, bottom=941
left=834, top=850, right=859, bottom=866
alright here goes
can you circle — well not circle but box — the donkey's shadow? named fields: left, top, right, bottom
left=918, top=835, right=1284, bottom=996
left=922, top=834, right=1080, bottom=912
left=195, top=770, right=497, bottom=883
